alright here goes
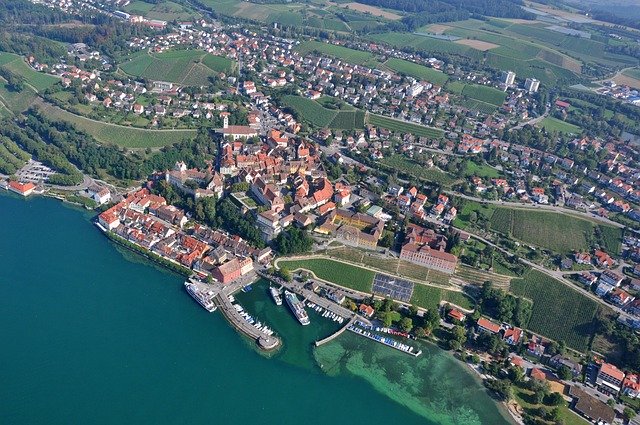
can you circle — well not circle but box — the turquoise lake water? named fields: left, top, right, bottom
left=0, top=193, right=513, bottom=425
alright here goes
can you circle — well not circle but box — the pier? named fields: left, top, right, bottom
left=315, top=316, right=358, bottom=347
left=214, top=291, right=280, bottom=351
left=347, top=325, right=422, bottom=357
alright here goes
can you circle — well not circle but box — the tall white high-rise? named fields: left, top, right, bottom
left=524, top=78, right=540, bottom=93
left=501, top=71, right=516, bottom=86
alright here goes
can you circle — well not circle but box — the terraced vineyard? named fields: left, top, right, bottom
left=453, top=264, right=512, bottom=290
left=511, top=270, right=600, bottom=352
left=367, top=114, right=444, bottom=138
left=295, top=41, right=374, bottom=65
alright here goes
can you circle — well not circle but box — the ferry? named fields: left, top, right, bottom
left=184, top=281, right=217, bottom=312
left=269, top=286, right=283, bottom=306
left=284, top=290, right=310, bottom=326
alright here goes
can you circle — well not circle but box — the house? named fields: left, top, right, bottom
left=527, top=336, right=546, bottom=357
left=8, top=181, right=36, bottom=197
left=448, top=308, right=465, bottom=322
left=503, top=327, right=523, bottom=345
left=609, top=288, right=634, bottom=306
left=599, top=270, right=624, bottom=287
left=530, top=368, right=547, bottom=381
left=212, top=257, right=253, bottom=284
left=359, top=304, right=375, bottom=318
left=578, top=272, right=597, bottom=287
left=549, top=355, right=582, bottom=378
left=477, top=317, right=501, bottom=334
left=594, top=250, right=615, bottom=268
left=623, top=374, right=640, bottom=398
left=596, top=362, right=625, bottom=395
left=574, top=252, right=591, bottom=265
left=595, top=282, right=614, bottom=297
left=326, top=289, right=345, bottom=304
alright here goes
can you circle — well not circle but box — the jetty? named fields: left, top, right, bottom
left=315, top=315, right=358, bottom=347
left=347, top=324, right=422, bottom=357
left=214, top=291, right=280, bottom=351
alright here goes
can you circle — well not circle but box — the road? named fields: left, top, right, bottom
left=509, top=106, right=549, bottom=132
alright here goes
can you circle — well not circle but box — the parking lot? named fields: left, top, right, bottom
left=372, top=273, right=414, bottom=303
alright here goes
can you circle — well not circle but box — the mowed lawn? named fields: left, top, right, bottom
left=538, top=117, right=581, bottom=134
left=511, top=270, right=600, bottom=352
left=0, top=52, right=59, bottom=92
left=120, top=50, right=236, bottom=86
left=277, top=258, right=374, bottom=292
left=39, top=103, right=196, bottom=148
left=489, top=208, right=616, bottom=254
left=410, top=284, right=474, bottom=310
left=295, top=41, right=374, bottom=65
left=384, top=58, right=449, bottom=85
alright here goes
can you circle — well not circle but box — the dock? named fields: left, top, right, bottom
left=315, top=315, right=357, bottom=347
left=214, top=291, right=280, bottom=351
left=347, top=325, right=422, bottom=357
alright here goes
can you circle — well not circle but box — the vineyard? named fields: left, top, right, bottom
left=367, top=114, right=444, bottom=139
left=510, top=270, right=600, bottom=352
left=282, top=96, right=364, bottom=129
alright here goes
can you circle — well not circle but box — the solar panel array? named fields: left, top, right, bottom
left=372, top=273, right=414, bottom=303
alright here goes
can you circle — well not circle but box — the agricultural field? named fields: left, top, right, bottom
left=281, top=95, right=364, bottom=129
left=0, top=77, right=37, bottom=114
left=380, top=155, right=455, bottom=186
left=410, top=284, right=474, bottom=310
left=458, top=99, right=497, bottom=114
left=200, top=0, right=387, bottom=33
left=124, top=0, right=199, bottom=21
left=277, top=258, right=375, bottom=292
left=463, top=160, right=501, bottom=178
left=0, top=52, right=59, bottom=92
left=38, top=102, right=196, bottom=148
left=453, top=264, right=512, bottom=290
left=510, top=270, right=600, bottom=352
left=295, top=41, right=374, bottom=65
left=538, top=117, right=581, bottom=134
left=120, top=50, right=236, bottom=86
left=383, top=58, right=449, bottom=85
left=461, top=84, right=507, bottom=106
left=367, top=114, right=444, bottom=138
left=489, top=208, right=621, bottom=255
left=623, top=68, right=640, bottom=80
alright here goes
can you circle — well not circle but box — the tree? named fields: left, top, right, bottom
left=408, top=305, right=419, bottom=317
left=378, top=231, right=395, bottom=248
left=623, top=407, right=636, bottom=421
left=415, top=327, right=427, bottom=338
left=484, top=379, right=512, bottom=401
left=399, top=317, right=413, bottom=332
left=556, top=365, right=572, bottom=381
left=544, top=392, right=564, bottom=407
left=277, top=267, right=292, bottom=282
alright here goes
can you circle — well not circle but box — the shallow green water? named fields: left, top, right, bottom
left=0, top=193, right=513, bottom=424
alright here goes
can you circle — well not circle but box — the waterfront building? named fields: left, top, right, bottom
left=8, top=181, right=36, bottom=197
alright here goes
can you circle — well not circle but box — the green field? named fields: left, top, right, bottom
left=384, top=58, right=449, bottom=85
left=282, top=95, right=364, bottom=129
left=511, top=270, right=600, bottom=352
left=463, top=160, right=501, bottom=178
left=277, top=258, right=375, bottom=292
left=125, top=0, right=199, bottom=21
left=538, top=117, right=581, bottom=134
left=0, top=77, right=37, bottom=114
left=410, top=284, right=474, bottom=310
left=380, top=154, right=455, bottom=186
left=490, top=208, right=611, bottom=254
left=461, top=84, right=506, bottom=106
left=0, top=52, right=59, bottom=92
left=623, top=68, right=640, bottom=80
left=120, top=50, right=236, bottom=86
left=38, top=102, right=196, bottom=148
left=598, top=225, right=623, bottom=255
left=367, top=114, right=444, bottom=139
left=295, top=41, right=375, bottom=65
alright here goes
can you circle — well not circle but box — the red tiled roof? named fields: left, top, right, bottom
left=477, top=317, right=500, bottom=333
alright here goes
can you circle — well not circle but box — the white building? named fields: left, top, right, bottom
left=502, top=71, right=516, bottom=86
left=524, top=78, right=540, bottom=93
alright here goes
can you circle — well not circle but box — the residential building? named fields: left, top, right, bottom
left=596, top=362, right=625, bottom=395
left=524, top=78, right=540, bottom=93
left=477, top=317, right=501, bottom=334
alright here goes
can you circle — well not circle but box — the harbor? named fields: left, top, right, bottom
left=348, top=321, right=422, bottom=357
